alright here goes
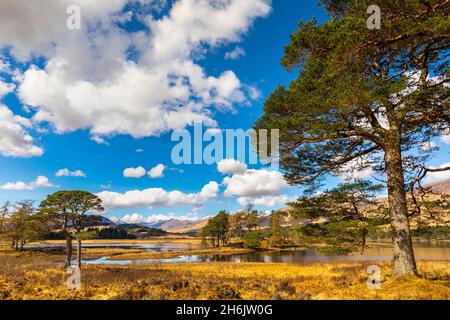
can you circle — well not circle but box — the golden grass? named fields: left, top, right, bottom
left=0, top=251, right=448, bottom=300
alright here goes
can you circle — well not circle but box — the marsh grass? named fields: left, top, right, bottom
left=0, top=253, right=448, bottom=300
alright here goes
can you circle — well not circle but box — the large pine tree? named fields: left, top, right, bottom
left=255, top=0, right=449, bottom=276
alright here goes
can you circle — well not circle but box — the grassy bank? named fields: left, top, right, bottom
left=1, top=239, right=448, bottom=300
left=0, top=255, right=448, bottom=300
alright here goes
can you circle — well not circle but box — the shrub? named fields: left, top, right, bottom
left=242, top=231, right=263, bottom=249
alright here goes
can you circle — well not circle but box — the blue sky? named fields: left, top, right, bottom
left=0, top=0, right=449, bottom=223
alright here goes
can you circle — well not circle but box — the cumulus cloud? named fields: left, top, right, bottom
left=0, top=0, right=271, bottom=142
left=0, top=176, right=58, bottom=190
left=148, top=164, right=166, bottom=178
left=55, top=168, right=86, bottom=177
left=111, top=212, right=207, bottom=224
left=217, top=159, right=247, bottom=175
left=237, top=194, right=292, bottom=207
left=123, top=166, right=147, bottom=178
left=223, top=169, right=289, bottom=198
left=225, top=46, right=245, bottom=60
left=113, top=213, right=145, bottom=224
left=0, top=105, right=44, bottom=158
left=97, top=181, right=219, bottom=209
left=0, top=79, right=15, bottom=98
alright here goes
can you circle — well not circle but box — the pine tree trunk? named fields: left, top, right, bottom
left=66, top=234, right=73, bottom=267
left=76, top=238, right=82, bottom=269
left=385, top=135, right=418, bottom=277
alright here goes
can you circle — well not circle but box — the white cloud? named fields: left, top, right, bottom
left=1, top=0, right=271, bottom=140
left=0, top=0, right=130, bottom=61
left=0, top=105, right=44, bottom=158
left=424, top=163, right=450, bottom=184
left=225, top=46, right=245, bottom=60
left=55, top=168, right=86, bottom=177
left=441, top=135, right=450, bottom=145
left=148, top=163, right=166, bottom=178
left=0, top=79, right=15, bottom=98
left=0, top=175, right=58, bottom=190
left=217, top=159, right=247, bottom=175
left=91, top=135, right=110, bottom=146
left=200, top=181, right=220, bottom=198
left=338, top=156, right=374, bottom=182
left=421, top=141, right=438, bottom=151
left=223, top=169, right=289, bottom=198
left=123, top=166, right=147, bottom=178
left=237, top=194, right=291, bottom=207
left=97, top=181, right=219, bottom=209
left=115, top=213, right=145, bottom=224
left=111, top=212, right=207, bottom=224
left=205, top=128, right=222, bottom=135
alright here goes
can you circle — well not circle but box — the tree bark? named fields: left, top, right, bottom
left=76, top=238, right=82, bottom=269
left=65, top=234, right=73, bottom=267
left=385, top=134, right=418, bottom=276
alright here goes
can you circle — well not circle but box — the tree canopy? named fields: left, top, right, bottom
left=255, top=0, right=449, bottom=276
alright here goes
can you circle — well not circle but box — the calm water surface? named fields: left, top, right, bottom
left=22, top=242, right=200, bottom=252
left=76, top=239, right=449, bottom=265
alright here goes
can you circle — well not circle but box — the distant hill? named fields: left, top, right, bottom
left=116, top=223, right=169, bottom=237
left=425, top=179, right=450, bottom=194
left=143, top=218, right=211, bottom=233
left=83, top=215, right=116, bottom=227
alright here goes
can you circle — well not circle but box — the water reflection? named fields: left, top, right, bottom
left=79, top=239, right=449, bottom=265
left=22, top=242, right=200, bottom=252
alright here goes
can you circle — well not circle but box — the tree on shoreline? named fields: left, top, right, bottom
left=69, top=191, right=104, bottom=268
left=202, top=211, right=230, bottom=248
left=39, top=191, right=104, bottom=268
left=3, top=201, right=47, bottom=251
left=254, top=0, right=449, bottom=276
left=269, top=211, right=286, bottom=247
left=0, top=202, right=10, bottom=235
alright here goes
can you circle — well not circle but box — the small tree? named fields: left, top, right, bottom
left=40, top=192, right=76, bottom=266
left=6, top=201, right=46, bottom=251
left=69, top=191, right=104, bottom=267
left=39, top=191, right=104, bottom=268
left=269, top=211, right=285, bottom=247
left=201, top=211, right=230, bottom=248
left=242, top=231, right=263, bottom=249
left=8, top=202, right=30, bottom=251
left=291, top=181, right=386, bottom=254
left=0, top=201, right=10, bottom=233
left=243, top=205, right=260, bottom=232
left=229, top=211, right=246, bottom=239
